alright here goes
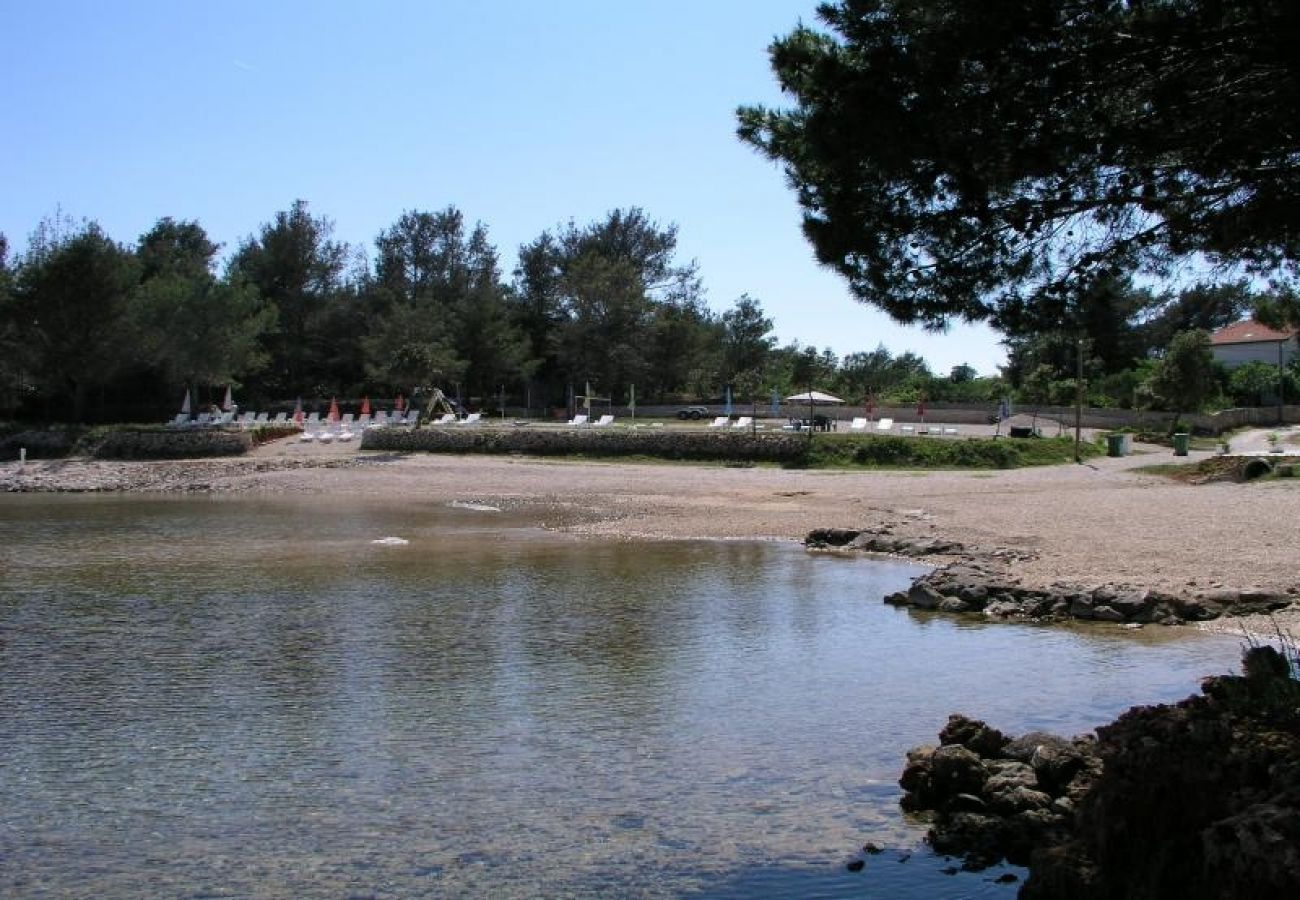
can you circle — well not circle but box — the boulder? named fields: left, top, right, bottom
left=929, top=744, right=989, bottom=797
left=939, top=714, right=1009, bottom=758
left=908, top=581, right=945, bottom=610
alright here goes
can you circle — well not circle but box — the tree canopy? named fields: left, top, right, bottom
left=737, top=0, right=1300, bottom=332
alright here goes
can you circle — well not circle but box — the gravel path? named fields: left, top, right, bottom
left=4, top=436, right=1298, bottom=631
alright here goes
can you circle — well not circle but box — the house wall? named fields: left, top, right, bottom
left=1212, top=337, right=1298, bottom=369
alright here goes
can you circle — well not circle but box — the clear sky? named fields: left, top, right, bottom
left=0, top=0, right=1007, bottom=375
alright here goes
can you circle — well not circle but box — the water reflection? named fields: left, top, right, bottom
left=0, top=494, right=1243, bottom=898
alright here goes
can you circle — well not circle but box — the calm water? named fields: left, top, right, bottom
left=0, top=494, right=1243, bottom=898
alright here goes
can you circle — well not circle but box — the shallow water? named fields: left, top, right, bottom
left=0, top=494, right=1242, bottom=898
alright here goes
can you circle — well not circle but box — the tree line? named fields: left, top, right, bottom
left=0, top=202, right=1000, bottom=423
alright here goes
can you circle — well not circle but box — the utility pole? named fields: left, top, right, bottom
left=1075, top=338, right=1084, bottom=463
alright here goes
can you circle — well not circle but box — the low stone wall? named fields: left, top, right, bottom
left=806, top=528, right=1296, bottom=625
left=361, top=425, right=810, bottom=463
left=90, top=428, right=252, bottom=459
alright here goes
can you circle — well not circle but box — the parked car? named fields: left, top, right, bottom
left=676, top=405, right=710, bottom=420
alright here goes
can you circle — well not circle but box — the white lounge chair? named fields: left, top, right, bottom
left=707, top=416, right=730, bottom=428
left=271, top=412, right=288, bottom=426
left=299, top=428, right=316, bottom=443
left=849, top=417, right=868, bottom=431
left=458, top=412, right=483, bottom=425
left=900, top=424, right=915, bottom=434
left=433, top=413, right=456, bottom=425
left=731, top=416, right=752, bottom=429
left=166, top=413, right=188, bottom=428
left=593, top=414, right=615, bottom=427
left=356, top=413, right=372, bottom=429
left=305, top=412, right=321, bottom=427
left=238, top=412, right=256, bottom=428
left=943, top=427, right=959, bottom=435
left=567, top=414, right=589, bottom=426
left=254, top=412, right=269, bottom=427
left=875, top=417, right=894, bottom=432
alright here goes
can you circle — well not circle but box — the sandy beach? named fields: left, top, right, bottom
left=4, top=434, right=1298, bottom=632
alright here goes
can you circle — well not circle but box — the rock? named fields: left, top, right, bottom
left=908, top=581, right=945, bottom=610
left=940, top=714, right=1010, bottom=758
left=938, top=596, right=972, bottom=614
left=929, top=744, right=989, bottom=797
left=1108, top=589, right=1153, bottom=619
left=845, top=858, right=865, bottom=872
left=1030, top=741, right=1095, bottom=795
left=984, top=760, right=1038, bottom=792
left=984, top=599, right=1026, bottom=618
left=987, top=785, right=1055, bottom=817
left=1068, top=595, right=1095, bottom=619
left=883, top=590, right=910, bottom=606
left=1004, top=732, right=1074, bottom=766
left=1091, top=604, right=1126, bottom=623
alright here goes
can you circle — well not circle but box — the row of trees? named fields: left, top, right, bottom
left=0, top=203, right=1000, bottom=422
left=0, top=201, right=1284, bottom=424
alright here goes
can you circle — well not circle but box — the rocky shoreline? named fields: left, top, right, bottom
left=805, top=527, right=1300, bottom=627
left=897, top=646, right=1300, bottom=898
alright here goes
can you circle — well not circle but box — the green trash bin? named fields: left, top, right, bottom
left=1172, top=433, right=1190, bottom=456
left=1107, top=433, right=1126, bottom=457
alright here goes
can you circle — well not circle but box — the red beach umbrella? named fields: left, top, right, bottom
left=360, top=396, right=371, bottom=416
left=293, top=397, right=304, bottom=425
left=917, top=397, right=927, bottom=420
left=327, top=397, right=340, bottom=423
left=394, top=392, right=405, bottom=412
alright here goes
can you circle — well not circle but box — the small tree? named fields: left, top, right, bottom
left=1148, top=330, right=1219, bottom=434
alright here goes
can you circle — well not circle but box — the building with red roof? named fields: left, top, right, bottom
left=1209, top=320, right=1297, bottom=369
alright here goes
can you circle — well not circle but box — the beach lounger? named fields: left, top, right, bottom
left=731, top=416, right=752, bottom=429
left=166, top=413, right=189, bottom=428
left=458, top=412, right=483, bottom=425
left=566, top=414, right=589, bottom=426
left=433, top=413, right=457, bottom=425
left=943, top=427, right=958, bottom=435
left=254, top=412, right=269, bottom=427
left=356, top=413, right=372, bottom=429
left=271, top=412, right=288, bottom=426
left=238, top=412, right=256, bottom=428
left=593, top=414, right=615, bottom=427
left=707, top=416, right=730, bottom=428
left=305, top=412, right=321, bottom=427
left=875, top=417, right=894, bottom=432
left=900, top=424, right=915, bottom=434
left=849, top=417, right=868, bottom=431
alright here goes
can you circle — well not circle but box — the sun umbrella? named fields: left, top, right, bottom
left=784, top=390, right=845, bottom=404
left=180, top=389, right=191, bottom=416
left=327, top=397, right=340, bottom=423
left=770, top=389, right=780, bottom=418
left=724, top=385, right=733, bottom=417
left=395, top=393, right=405, bottom=412
left=222, top=385, right=234, bottom=412
left=360, top=397, right=371, bottom=416
left=293, top=397, right=304, bottom=425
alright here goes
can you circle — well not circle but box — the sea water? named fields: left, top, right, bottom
left=0, top=494, right=1243, bottom=898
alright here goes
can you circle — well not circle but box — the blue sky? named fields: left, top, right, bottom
left=0, top=0, right=1006, bottom=375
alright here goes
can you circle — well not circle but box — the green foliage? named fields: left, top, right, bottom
left=1148, top=330, right=1221, bottom=424
left=1227, top=361, right=1287, bottom=406
left=738, top=1, right=1300, bottom=332
left=10, top=215, right=140, bottom=420
left=808, top=435, right=1093, bottom=470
